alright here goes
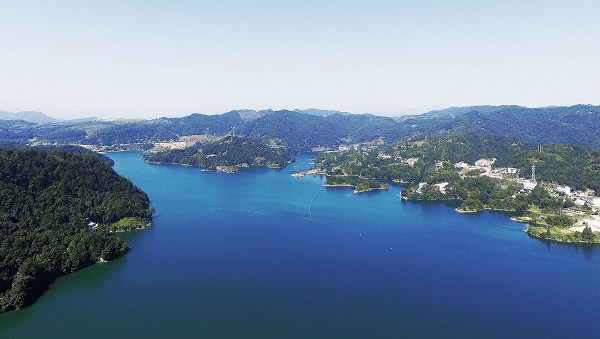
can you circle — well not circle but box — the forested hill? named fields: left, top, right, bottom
left=316, top=134, right=536, bottom=183
left=497, top=143, right=600, bottom=194
left=85, top=111, right=244, bottom=145
left=237, top=110, right=400, bottom=152
left=428, top=105, right=600, bottom=147
left=143, top=136, right=294, bottom=171
left=0, top=148, right=154, bottom=312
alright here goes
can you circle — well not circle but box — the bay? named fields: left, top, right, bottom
left=1, top=152, right=599, bottom=338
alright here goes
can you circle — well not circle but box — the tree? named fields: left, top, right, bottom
left=581, top=226, right=594, bottom=242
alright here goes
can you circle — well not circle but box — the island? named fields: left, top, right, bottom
left=0, top=148, right=154, bottom=313
left=291, top=159, right=388, bottom=193
left=142, top=136, right=294, bottom=172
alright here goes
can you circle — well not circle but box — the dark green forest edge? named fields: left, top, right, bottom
left=142, top=136, right=294, bottom=172
left=0, top=148, right=154, bottom=313
left=313, top=134, right=600, bottom=244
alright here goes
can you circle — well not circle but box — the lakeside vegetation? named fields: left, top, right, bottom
left=526, top=225, right=599, bottom=243
left=0, top=148, right=154, bottom=312
left=110, top=217, right=151, bottom=232
left=142, top=136, right=294, bottom=171
left=325, top=176, right=389, bottom=193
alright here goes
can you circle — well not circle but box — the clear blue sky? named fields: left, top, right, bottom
left=1, top=0, right=598, bottom=119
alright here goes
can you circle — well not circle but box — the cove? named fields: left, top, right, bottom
left=1, top=152, right=599, bottom=338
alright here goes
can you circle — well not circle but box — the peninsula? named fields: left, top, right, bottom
left=324, top=175, right=389, bottom=193
left=0, top=148, right=154, bottom=313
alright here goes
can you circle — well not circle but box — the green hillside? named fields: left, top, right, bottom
left=143, top=136, right=294, bottom=171
left=0, top=148, right=154, bottom=312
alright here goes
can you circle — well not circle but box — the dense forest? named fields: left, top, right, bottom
left=32, top=144, right=115, bottom=166
left=0, top=148, right=154, bottom=312
left=0, top=119, right=88, bottom=144
left=237, top=110, right=401, bottom=151
left=497, top=144, right=600, bottom=195
left=143, top=136, right=294, bottom=170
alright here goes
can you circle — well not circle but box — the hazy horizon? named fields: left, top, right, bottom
left=6, top=103, right=599, bottom=121
left=1, top=105, right=448, bottom=120
left=1, top=0, right=598, bottom=120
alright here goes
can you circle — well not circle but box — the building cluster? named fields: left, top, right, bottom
left=453, top=159, right=600, bottom=208
left=454, top=158, right=497, bottom=175
left=455, top=158, right=537, bottom=190
left=338, top=142, right=379, bottom=153
left=550, top=185, right=600, bottom=209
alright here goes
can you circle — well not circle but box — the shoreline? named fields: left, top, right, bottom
left=524, top=229, right=600, bottom=244
left=292, top=168, right=324, bottom=177
left=144, top=159, right=286, bottom=173
left=324, top=183, right=389, bottom=194
left=456, top=207, right=517, bottom=213
left=110, top=222, right=153, bottom=233
left=401, top=200, right=600, bottom=245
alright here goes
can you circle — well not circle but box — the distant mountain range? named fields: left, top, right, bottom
left=1, top=105, right=599, bottom=150
left=400, top=104, right=600, bottom=147
left=0, top=111, right=61, bottom=124
left=233, top=108, right=351, bottom=120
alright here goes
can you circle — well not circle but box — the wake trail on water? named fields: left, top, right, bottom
left=302, top=195, right=317, bottom=220
left=210, top=194, right=323, bottom=224
left=211, top=206, right=278, bottom=217
left=211, top=205, right=321, bottom=224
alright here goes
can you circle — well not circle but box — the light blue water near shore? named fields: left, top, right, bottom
left=1, top=152, right=599, bottom=338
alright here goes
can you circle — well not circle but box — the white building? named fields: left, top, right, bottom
left=588, top=197, right=600, bottom=207
left=556, top=186, right=571, bottom=195
left=523, top=180, right=537, bottom=190
left=435, top=182, right=449, bottom=194
left=406, top=158, right=419, bottom=167
left=475, top=158, right=496, bottom=167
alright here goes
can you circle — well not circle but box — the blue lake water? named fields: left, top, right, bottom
left=1, top=152, right=599, bottom=338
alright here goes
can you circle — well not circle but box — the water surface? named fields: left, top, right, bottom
left=1, top=152, right=598, bottom=338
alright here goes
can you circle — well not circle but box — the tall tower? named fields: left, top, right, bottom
left=531, top=164, right=536, bottom=182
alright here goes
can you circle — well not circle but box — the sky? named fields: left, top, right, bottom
left=1, top=0, right=599, bottom=119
